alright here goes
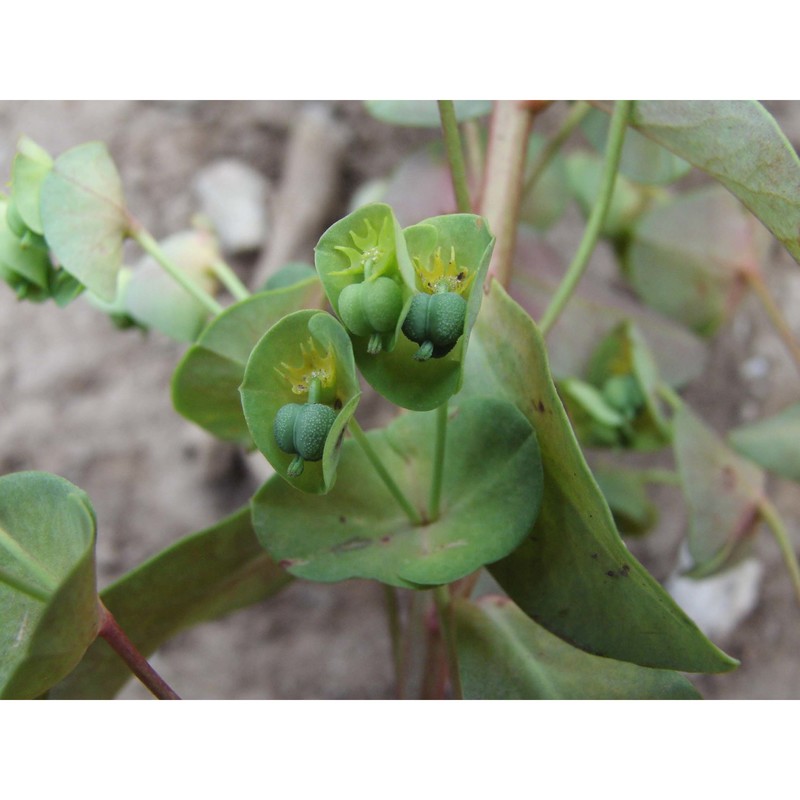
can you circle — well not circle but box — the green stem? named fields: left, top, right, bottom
left=522, top=100, right=591, bottom=199
left=97, top=600, right=181, bottom=700
left=539, top=100, right=632, bottom=336
left=382, top=584, right=405, bottom=699
left=429, top=401, right=449, bottom=522
left=433, top=584, right=463, bottom=699
left=129, top=225, right=224, bottom=316
left=744, top=270, right=800, bottom=375
left=210, top=258, right=251, bottom=301
left=438, top=101, right=473, bottom=214
left=759, top=497, right=800, bottom=607
left=348, top=418, right=422, bottom=526
left=0, top=524, right=58, bottom=601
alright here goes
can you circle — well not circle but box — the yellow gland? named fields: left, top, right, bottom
left=330, top=215, right=393, bottom=279
left=413, top=246, right=475, bottom=296
left=275, top=338, right=337, bottom=398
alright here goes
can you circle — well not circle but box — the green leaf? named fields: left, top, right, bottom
left=10, top=135, right=53, bottom=235
left=593, top=464, right=658, bottom=536
left=50, top=507, right=292, bottom=699
left=462, top=281, right=737, bottom=673
left=624, top=185, right=770, bottom=335
left=594, top=101, right=800, bottom=267
left=581, top=106, right=692, bottom=185
left=674, top=405, right=765, bottom=577
left=240, top=310, right=361, bottom=494
left=50, top=269, right=85, bottom=307
left=123, top=229, right=220, bottom=342
left=364, top=100, right=491, bottom=128
left=40, top=141, right=129, bottom=302
left=251, top=396, right=543, bottom=588
left=584, top=321, right=672, bottom=451
left=262, top=262, right=317, bottom=291
left=556, top=378, right=627, bottom=448
left=729, top=403, right=800, bottom=482
left=565, top=150, right=665, bottom=239
left=0, top=472, right=98, bottom=699
left=0, top=195, right=51, bottom=291
left=172, top=277, right=324, bottom=445
left=455, top=595, right=700, bottom=699
left=510, top=226, right=709, bottom=389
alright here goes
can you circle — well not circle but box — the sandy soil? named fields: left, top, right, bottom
left=1, top=100, right=798, bottom=699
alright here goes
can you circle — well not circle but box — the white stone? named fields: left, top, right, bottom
left=666, top=543, right=763, bottom=641
left=193, top=158, right=270, bottom=253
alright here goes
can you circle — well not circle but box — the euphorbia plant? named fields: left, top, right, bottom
left=2, top=100, right=800, bottom=700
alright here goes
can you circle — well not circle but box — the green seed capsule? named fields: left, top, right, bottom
left=273, top=402, right=338, bottom=476
left=402, top=291, right=467, bottom=361
left=337, top=276, right=403, bottom=354
left=273, top=403, right=302, bottom=454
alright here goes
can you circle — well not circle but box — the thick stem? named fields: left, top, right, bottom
left=432, top=584, right=463, bottom=699
left=480, top=101, right=535, bottom=288
left=438, top=101, right=473, bottom=214
left=129, top=225, right=224, bottom=316
left=429, top=401, right=449, bottom=522
left=744, top=270, right=800, bottom=375
left=522, top=100, right=591, bottom=199
left=97, top=600, right=181, bottom=700
left=539, top=100, right=632, bottom=336
left=210, top=258, right=251, bottom=301
left=348, top=418, right=423, bottom=526
left=759, top=497, right=800, bottom=608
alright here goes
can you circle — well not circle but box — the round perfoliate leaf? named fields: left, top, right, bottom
left=40, top=141, right=129, bottom=302
left=240, top=310, right=361, bottom=494
left=0, top=471, right=99, bottom=699
left=356, top=213, right=494, bottom=410
left=251, top=396, right=543, bottom=588
left=315, top=203, right=415, bottom=357
left=172, top=276, right=324, bottom=446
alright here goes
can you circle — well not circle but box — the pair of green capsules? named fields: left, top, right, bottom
left=272, top=280, right=468, bottom=475
left=338, top=275, right=468, bottom=361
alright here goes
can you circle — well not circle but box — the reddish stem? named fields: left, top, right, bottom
left=97, top=600, right=181, bottom=700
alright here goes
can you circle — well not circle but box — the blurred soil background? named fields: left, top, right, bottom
left=1, top=100, right=799, bottom=699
